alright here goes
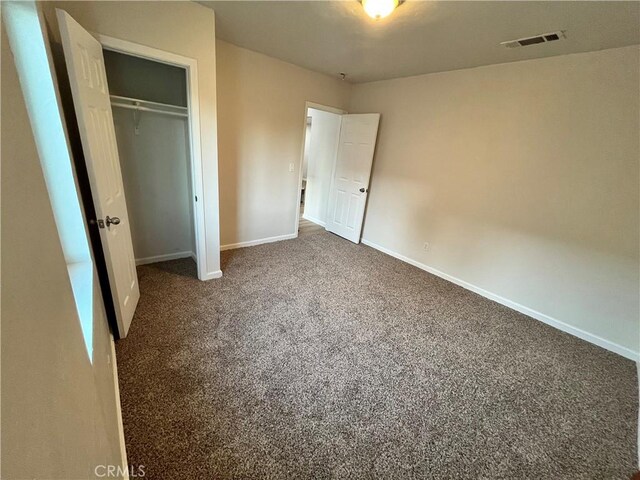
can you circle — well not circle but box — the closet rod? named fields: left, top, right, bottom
left=111, top=102, right=188, bottom=118
left=110, top=94, right=187, bottom=112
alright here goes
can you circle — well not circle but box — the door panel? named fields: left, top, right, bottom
left=58, top=9, right=139, bottom=338
left=326, top=114, right=380, bottom=243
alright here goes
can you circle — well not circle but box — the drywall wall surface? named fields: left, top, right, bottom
left=112, top=108, right=195, bottom=262
left=1, top=19, right=124, bottom=479
left=216, top=40, right=351, bottom=246
left=302, top=120, right=311, bottom=180
left=303, top=108, right=342, bottom=225
left=104, top=49, right=188, bottom=107
left=350, top=46, right=640, bottom=357
left=42, top=0, right=221, bottom=277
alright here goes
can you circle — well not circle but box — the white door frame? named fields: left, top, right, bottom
left=294, top=101, right=346, bottom=237
left=95, top=34, right=208, bottom=281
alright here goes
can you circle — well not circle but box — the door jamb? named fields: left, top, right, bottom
left=294, top=101, right=346, bottom=237
left=94, top=34, right=208, bottom=281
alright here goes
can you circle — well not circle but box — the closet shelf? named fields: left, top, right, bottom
left=110, top=95, right=188, bottom=118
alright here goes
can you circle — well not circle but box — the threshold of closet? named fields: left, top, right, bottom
left=135, top=251, right=196, bottom=266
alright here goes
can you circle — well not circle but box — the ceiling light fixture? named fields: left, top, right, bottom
left=361, top=0, right=400, bottom=20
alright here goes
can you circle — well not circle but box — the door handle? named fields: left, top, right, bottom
left=359, top=187, right=368, bottom=193
left=90, top=217, right=120, bottom=228
left=105, top=216, right=121, bottom=227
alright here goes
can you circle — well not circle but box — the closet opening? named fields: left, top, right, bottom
left=296, top=103, right=344, bottom=236
left=99, top=37, right=207, bottom=279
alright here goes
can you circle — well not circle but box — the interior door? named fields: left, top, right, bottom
left=325, top=114, right=380, bottom=243
left=57, top=9, right=139, bottom=338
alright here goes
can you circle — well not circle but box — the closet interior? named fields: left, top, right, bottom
left=104, top=49, right=197, bottom=267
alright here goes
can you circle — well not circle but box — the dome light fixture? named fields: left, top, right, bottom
left=361, top=0, right=400, bottom=20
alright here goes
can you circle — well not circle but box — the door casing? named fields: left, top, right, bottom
left=95, top=34, right=210, bottom=281
left=294, top=101, right=347, bottom=237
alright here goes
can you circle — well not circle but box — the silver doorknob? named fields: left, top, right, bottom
left=359, top=187, right=368, bottom=193
left=106, top=216, right=121, bottom=227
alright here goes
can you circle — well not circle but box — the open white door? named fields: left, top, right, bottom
left=57, top=9, right=139, bottom=338
left=325, top=114, right=380, bottom=243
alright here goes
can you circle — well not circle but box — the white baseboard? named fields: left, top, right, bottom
left=302, top=214, right=326, bottom=227
left=202, top=270, right=223, bottom=280
left=135, top=251, right=193, bottom=266
left=109, top=336, right=129, bottom=479
left=361, top=238, right=639, bottom=362
left=221, top=233, right=298, bottom=251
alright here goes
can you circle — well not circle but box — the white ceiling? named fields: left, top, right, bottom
left=199, top=1, right=640, bottom=83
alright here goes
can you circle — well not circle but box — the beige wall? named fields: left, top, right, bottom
left=1, top=21, right=124, bottom=480
left=350, top=46, right=640, bottom=357
left=42, top=0, right=221, bottom=277
left=216, top=40, right=351, bottom=247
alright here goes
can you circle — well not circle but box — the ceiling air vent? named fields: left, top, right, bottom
left=501, top=31, right=566, bottom=49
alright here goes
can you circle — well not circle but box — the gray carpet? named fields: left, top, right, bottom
left=115, top=231, right=638, bottom=479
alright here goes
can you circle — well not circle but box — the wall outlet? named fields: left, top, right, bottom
left=289, top=163, right=295, bottom=172
left=423, top=242, right=430, bottom=251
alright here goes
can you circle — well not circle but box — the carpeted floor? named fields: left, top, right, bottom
left=115, top=231, right=638, bottom=479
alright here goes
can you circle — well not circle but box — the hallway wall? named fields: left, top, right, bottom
left=302, top=108, right=342, bottom=226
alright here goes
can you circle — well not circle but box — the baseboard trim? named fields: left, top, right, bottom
left=361, top=238, right=639, bottom=362
left=202, top=269, right=223, bottom=280
left=221, top=233, right=298, bottom=251
left=637, top=362, right=640, bottom=469
left=302, top=214, right=326, bottom=227
left=109, top=336, right=129, bottom=479
left=135, top=251, right=193, bottom=266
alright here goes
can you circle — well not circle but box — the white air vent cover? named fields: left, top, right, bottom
left=501, top=31, right=566, bottom=49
